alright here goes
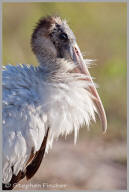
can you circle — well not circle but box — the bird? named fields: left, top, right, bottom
left=2, top=15, right=107, bottom=190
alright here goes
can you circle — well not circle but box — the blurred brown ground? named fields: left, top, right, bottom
left=15, top=137, right=126, bottom=190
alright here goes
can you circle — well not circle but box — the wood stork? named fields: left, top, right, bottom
left=2, top=16, right=107, bottom=190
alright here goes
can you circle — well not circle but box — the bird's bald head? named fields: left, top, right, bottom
left=31, top=16, right=76, bottom=63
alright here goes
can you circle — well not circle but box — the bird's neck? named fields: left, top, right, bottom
left=36, top=53, right=59, bottom=72
left=35, top=53, right=78, bottom=83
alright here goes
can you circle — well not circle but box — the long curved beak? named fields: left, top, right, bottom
left=71, top=43, right=107, bottom=133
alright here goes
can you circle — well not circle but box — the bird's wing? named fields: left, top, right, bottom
left=2, top=103, right=48, bottom=184
left=2, top=65, right=49, bottom=185
left=2, top=128, right=49, bottom=190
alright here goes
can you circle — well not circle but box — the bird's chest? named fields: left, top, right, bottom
left=38, top=81, right=90, bottom=147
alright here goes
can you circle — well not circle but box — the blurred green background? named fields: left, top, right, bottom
left=2, top=2, right=127, bottom=190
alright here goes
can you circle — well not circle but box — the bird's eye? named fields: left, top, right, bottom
left=59, top=33, right=68, bottom=42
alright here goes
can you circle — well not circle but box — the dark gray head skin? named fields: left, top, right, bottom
left=31, top=15, right=107, bottom=133
left=49, top=22, right=75, bottom=59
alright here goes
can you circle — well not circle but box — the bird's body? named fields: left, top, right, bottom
left=2, top=16, right=107, bottom=189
